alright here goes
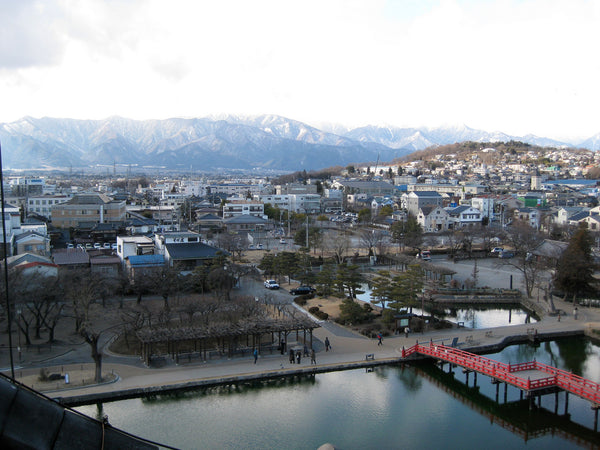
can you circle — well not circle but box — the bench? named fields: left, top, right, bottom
left=365, top=353, right=375, bottom=361
left=485, top=331, right=493, bottom=337
left=465, top=335, right=473, bottom=344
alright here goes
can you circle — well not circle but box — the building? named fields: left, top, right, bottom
left=222, top=200, right=265, bottom=219
left=26, top=195, right=69, bottom=220
left=14, top=231, right=50, bottom=257
left=163, top=242, right=225, bottom=270
left=224, top=215, right=269, bottom=232
left=332, top=180, right=396, bottom=196
left=51, top=194, right=126, bottom=229
left=405, top=191, right=444, bottom=217
left=417, top=206, right=450, bottom=232
left=116, top=236, right=155, bottom=266
left=513, top=207, right=541, bottom=229
left=446, top=205, right=482, bottom=228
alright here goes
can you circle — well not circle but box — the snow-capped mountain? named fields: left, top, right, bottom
left=0, top=115, right=596, bottom=171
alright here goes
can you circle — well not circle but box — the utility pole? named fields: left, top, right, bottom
left=305, top=215, right=309, bottom=249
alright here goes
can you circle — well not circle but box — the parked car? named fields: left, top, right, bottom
left=279, top=239, right=286, bottom=244
left=67, top=243, right=74, bottom=249
left=111, top=243, right=118, bottom=250
left=256, top=243, right=263, bottom=250
left=417, top=250, right=431, bottom=261
left=103, top=243, right=111, bottom=249
left=499, top=251, right=514, bottom=259
left=93, top=243, right=102, bottom=249
left=491, top=247, right=504, bottom=254
left=264, top=279, right=280, bottom=290
left=290, top=286, right=316, bottom=296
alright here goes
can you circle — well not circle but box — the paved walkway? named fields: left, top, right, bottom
left=2, top=286, right=598, bottom=405
left=31, top=296, right=598, bottom=404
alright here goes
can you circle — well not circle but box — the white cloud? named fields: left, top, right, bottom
left=1, top=0, right=599, bottom=141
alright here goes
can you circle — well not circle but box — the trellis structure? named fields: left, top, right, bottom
left=137, top=316, right=320, bottom=366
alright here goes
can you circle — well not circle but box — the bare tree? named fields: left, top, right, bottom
left=328, top=233, right=349, bottom=264
left=498, top=222, right=546, bottom=297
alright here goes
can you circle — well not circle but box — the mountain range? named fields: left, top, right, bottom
left=0, top=115, right=598, bottom=172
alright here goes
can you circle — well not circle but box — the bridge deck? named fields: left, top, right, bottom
left=403, top=342, right=600, bottom=405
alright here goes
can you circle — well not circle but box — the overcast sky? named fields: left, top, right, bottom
left=1, top=0, right=598, bottom=141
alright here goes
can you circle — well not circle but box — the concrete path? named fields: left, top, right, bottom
left=41, top=294, right=598, bottom=405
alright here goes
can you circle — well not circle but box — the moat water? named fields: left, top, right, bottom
left=77, top=337, right=600, bottom=449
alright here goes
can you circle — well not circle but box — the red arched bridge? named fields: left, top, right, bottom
left=402, top=342, right=600, bottom=406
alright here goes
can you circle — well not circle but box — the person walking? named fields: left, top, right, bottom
left=377, top=333, right=383, bottom=346
left=310, top=348, right=316, bottom=364
left=404, top=327, right=410, bottom=338
left=296, top=351, right=301, bottom=364
left=325, top=337, right=331, bottom=352
left=253, top=348, right=258, bottom=364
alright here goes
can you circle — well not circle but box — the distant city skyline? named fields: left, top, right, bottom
left=1, top=0, right=599, bottom=142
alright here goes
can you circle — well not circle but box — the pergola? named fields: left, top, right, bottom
left=137, top=316, right=320, bottom=366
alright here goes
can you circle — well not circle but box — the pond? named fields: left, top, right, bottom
left=355, top=284, right=537, bottom=329
left=76, top=337, right=600, bottom=449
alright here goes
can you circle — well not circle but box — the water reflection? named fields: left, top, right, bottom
left=75, top=338, right=599, bottom=449
left=356, top=284, right=538, bottom=329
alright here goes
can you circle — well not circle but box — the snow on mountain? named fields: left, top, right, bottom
left=0, top=114, right=596, bottom=172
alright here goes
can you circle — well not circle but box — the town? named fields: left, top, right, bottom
left=2, top=140, right=600, bottom=448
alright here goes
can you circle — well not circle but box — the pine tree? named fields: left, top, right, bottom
left=554, top=224, right=595, bottom=302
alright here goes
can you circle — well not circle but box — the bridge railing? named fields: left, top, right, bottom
left=404, top=343, right=600, bottom=402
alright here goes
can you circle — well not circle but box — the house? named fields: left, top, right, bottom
left=154, top=231, right=202, bottom=254
left=90, top=254, right=122, bottom=277
left=580, top=214, right=600, bottom=233
left=4, top=253, right=58, bottom=278
left=555, top=207, right=589, bottom=226
left=405, top=191, right=444, bottom=217
left=163, top=242, right=225, bottom=270
left=445, top=205, right=482, bottom=228
left=14, top=231, right=51, bottom=257
left=116, top=236, right=155, bottom=266
left=417, top=206, right=450, bottom=232
left=224, top=215, right=269, bottom=233
left=125, top=254, right=166, bottom=282
left=196, top=213, right=223, bottom=231
left=52, top=248, right=90, bottom=270
left=512, top=207, right=541, bottom=229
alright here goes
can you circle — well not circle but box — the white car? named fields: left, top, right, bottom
left=264, top=279, right=280, bottom=290
left=491, top=247, right=504, bottom=254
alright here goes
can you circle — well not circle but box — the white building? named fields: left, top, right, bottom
left=27, top=195, right=69, bottom=219
left=222, top=200, right=265, bottom=218
left=116, top=236, right=155, bottom=266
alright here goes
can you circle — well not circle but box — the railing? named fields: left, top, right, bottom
left=403, top=343, right=600, bottom=404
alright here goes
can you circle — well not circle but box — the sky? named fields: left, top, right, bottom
left=1, top=0, right=599, bottom=142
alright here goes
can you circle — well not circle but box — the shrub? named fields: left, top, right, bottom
left=314, top=310, right=329, bottom=320
left=294, top=297, right=308, bottom=306
left=38, top=368, right=49, bottom=382
left=308, top=306, right=320, bottom=314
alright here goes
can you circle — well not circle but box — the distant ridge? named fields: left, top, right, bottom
left=0, top=115, right=595, bottom=172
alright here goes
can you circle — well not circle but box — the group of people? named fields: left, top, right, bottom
left=288, top=347, right=317, bottom=364
left=255, top=337, right=331, bottom=365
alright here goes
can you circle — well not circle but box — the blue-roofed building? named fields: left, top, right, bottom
left=125, top=254, right=165, bottom=282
